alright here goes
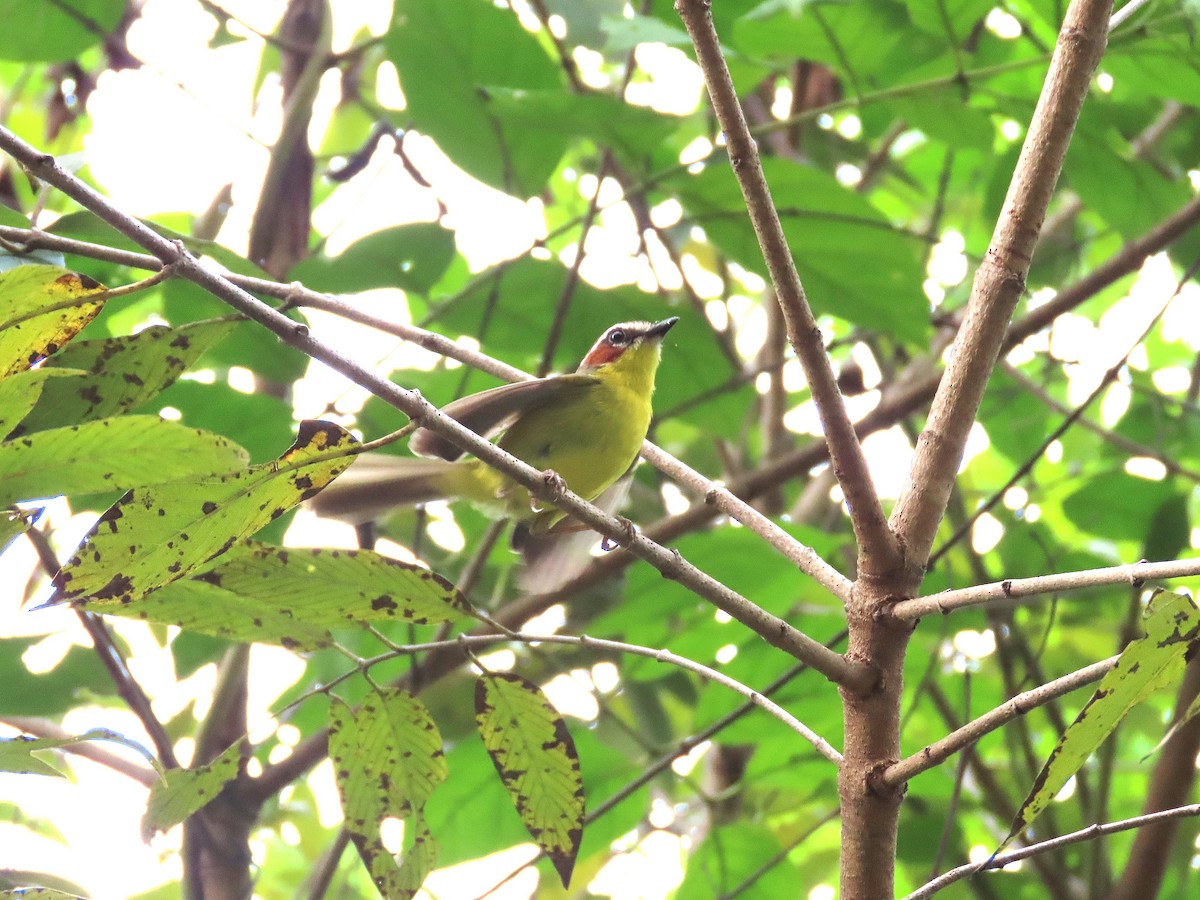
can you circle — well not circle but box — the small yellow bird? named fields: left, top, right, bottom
left=313, top=318, right=678, bottom=549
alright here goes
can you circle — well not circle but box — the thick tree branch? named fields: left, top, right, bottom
left=675, top=0, right=901, bottom=575
left=890, top=0, right=1112, bottom=567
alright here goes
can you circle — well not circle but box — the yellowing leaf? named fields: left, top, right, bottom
left=330, top=689, right=446, bottom=897
left=0, top=264, right=106, bottom=376
left=475, top=672, right=584, bottom=887
left=1004, top=590, right=1200, bottom=849
left=141, top=743, right=241, bottom=842
left=49, top=420, right=356, bottom=607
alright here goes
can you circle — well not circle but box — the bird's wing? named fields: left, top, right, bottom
left=410, top=374, right=601, bottom=461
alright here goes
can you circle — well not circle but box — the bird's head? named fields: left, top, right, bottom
left=579, top=318, right=678, bottom=370
left=577, top=318, right=678, bottom=391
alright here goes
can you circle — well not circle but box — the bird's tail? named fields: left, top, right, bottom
left=309, top=455, right=460, bottom=524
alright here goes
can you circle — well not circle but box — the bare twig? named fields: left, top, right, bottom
left=904, top=804, right=1200, bottom=900
left=24, top=526, right=180, bottom=770
left=882, top=656, right=1118, bottom=787
left=894, top=558, right=1200, bottom=621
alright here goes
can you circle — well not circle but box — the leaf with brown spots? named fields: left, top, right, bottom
left=106, top=576, right=334, bottom=650
left=0, top=264, right=106, bottom=377
left=1003, top=590, right=1200, bottom=851
left=141, top=742, right=241, bottom=842
left=16, top=318, right=237, bottom=432
left=47, top=420, right=357, bottom=607
left=329, top=688, right=446, bottom=897
left=475, top=671, right=584, bottom=887
left=0, top=416, right=249, bottom=506
left=99, top=540, right=466, bottom=648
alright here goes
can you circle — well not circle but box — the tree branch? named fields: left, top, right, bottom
left=904, top=804, right=1200, bottom=900
left=675, top=0, right=901, bottom=575
left=893, top=558, right=1200, bottom=621
left=890, top=0, right=1113, bottom=567
left=882, top=656, right=1118, bottom=786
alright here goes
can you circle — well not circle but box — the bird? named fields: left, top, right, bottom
left=312, top=318, right=678, bottom=578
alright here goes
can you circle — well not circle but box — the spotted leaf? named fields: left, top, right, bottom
left=475, top=671, right=584, bottom=887
left=16, top=318, right=237, bottom=432
left=329, top=689, right=446, bottom=897
left=141, top=742, right=241, bottom=842
left=0, top=264, right=106, bottom=377
left=49, top=420, right=356, bottom=607
left=0, top=416, right=249, bottom=506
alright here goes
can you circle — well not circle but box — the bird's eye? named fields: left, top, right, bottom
left=608, top=329, right=628, bottom=346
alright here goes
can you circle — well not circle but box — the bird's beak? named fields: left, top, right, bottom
left=646, top=317, right=679, bottom=339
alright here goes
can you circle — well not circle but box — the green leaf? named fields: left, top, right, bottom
left=475, top=671, right=584, bottom=888
left=1061, top=471, right=1177, bottom=543
left=485, top=90, right=680, bottom=168
left=290, top=224, right=456, bottom=295
left=0, top=736, right=69, bottom=778
left=0, top=369, right=84, bottom=437
left=1004, top=590, right=1200, bottom=848
left=16, top=319, right=237, bottom=433
left=329, top=689, right=447, bottom=897
left=106, top=576, right=333, bottom=651
left=0, top=506, right=39, bottom=558
left=904, top=0, right=993, bottom=43
left=49, top=421, right=357, bottom=607
left=0, top=728, right=153, bottom=778
left=0, top=639, right=115, bottom=715
left=141, top=743, right=241, bottom=841
left=108, top=541, right=470, bottom=649
left=0, top=886, right=88, bottom=899
left=0, top=416, right=250, bottom=506
left=0, top=264, right=107, bottom=376
left=197, top=542, right=471, bottom=624
left=0, top=800, right=68, bottom=844
left=0, top=0, right=125, bottom=61
left=386, top=0, right=564, bottom=195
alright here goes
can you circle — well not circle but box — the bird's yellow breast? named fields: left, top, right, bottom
left=451, top=341, right=660, bottom=531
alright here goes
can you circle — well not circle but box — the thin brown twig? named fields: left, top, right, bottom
left=882, top=655, right=1118, bottom=786
left=903, top=804, right=1200, bottom=900
left=895, top=558, right=1200, bottom=620
left=0, top=715, right=157, bottom=786
left=24, top=526, right=180, bottom=769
